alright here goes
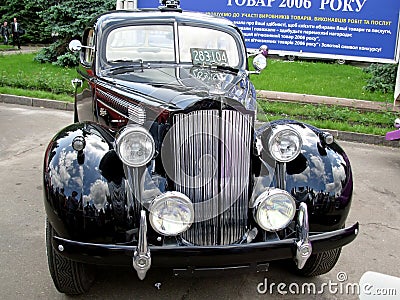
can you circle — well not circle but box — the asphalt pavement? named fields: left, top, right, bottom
left=0, top=102, right=399, bottom=299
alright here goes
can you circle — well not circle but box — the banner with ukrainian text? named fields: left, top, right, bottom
left=138, top=0, right=400, bottom=62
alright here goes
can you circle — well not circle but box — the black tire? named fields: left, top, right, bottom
left=46, top=219, right=95, bottom=295
left=287, top=55, right=296, bottom=62
left=293, top=247, right=342, bottom=277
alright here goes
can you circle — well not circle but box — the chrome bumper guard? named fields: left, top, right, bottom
left=295, top=202, right=312, bottom=269
left=133, top=210, right=151, bottom=280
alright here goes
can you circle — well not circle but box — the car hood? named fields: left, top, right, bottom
left=100, top=66, right=255, bottom=111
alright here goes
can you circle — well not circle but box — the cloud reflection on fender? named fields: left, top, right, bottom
left=49, top=149, right=81, bottom=191
left=48, top=125, right=111, bottom=212
left=287, top=125, right=347, bottom=198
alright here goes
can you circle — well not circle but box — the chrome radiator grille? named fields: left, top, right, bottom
left=170, top=110, right=252, bottom=245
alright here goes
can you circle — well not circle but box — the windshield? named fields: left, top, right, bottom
left=178, top=25, right=239, bottom=68
left=106, top=25, right=175, bottom=62
left=103, top=23, right=241, bottom=69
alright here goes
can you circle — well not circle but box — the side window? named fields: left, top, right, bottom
left=81, top=28, right=95, bottom=66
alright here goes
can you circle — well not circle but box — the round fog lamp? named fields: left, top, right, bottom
left=72, top=136, right=86, bottom=151
left=254, top=188, right=296, bottom=232
left=268, top=126, right=302, bottom=162
left=149, top=192, right=194, bottom=236
left=116, top=125, right=155, bottom=167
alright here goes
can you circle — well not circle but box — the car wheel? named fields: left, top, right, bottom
left=46, top=219, right=95, bottom=295
left=287, top=55, right=296, bottom=61
left=293, top=247, right=342, bottom=276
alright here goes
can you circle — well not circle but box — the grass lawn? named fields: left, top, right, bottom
left=0, top=52, right=394, bottom=104
left=0, top=86, right=73, bottom=102
left=250, top=58, right=394, bottom=103
left=257, top=101, right=395, bottom=136
left=0, top=52, right=75, bottom=101
left=0, top=52, right=397, bottom=135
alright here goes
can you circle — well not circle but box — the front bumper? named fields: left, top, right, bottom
left=52, top=222, right=359, bottom=271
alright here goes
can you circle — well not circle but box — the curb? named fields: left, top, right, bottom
left=1, top=93, right=400, bottom=148
left=257, top=90, right=398, bottom=112
left=325, top=129, right=400, bottom=148
left=0, top=94, right=74, bottom=111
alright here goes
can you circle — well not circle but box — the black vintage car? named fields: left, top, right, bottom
left=43, top=0, right=358, bottom=295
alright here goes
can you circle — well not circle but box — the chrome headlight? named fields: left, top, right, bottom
left=268, top=125, right=302, bottom=162
left=149, top=192, right=194, bottom=236
left=116, top=125, right=155, bottom=167
left=253, top=188, right=296, bottom=232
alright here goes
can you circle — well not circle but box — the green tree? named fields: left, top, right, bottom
left=34, top=0, right=115, bottom=66
left=0, top=0, right=51, bottom=44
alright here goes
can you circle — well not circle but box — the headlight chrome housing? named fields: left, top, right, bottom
left=116, top=125, right=155, bottom=167
left=149, top=192, right=194, bottom=236
left=253, top=188, right=296, bottom=232
left=268, top=125, right=302, bottom=163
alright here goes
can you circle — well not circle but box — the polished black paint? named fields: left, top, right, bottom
left=254, top=121, right=353, bottom=231
left=74, top=10, right=252, bottom=126
left=44, top=120, right=354, bottom=244
left=43, top=122, right=134, bottom=242
left=44, top=8, right=357, bottom=272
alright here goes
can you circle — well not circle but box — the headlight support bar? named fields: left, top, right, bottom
left=275, top=162, right=286, bottom=191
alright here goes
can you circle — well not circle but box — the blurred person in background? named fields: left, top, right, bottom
left=11, top=17, right=24, bottom=49
left=1, top=21, right=10, bottom=45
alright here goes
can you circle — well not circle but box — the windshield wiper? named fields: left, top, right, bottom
left=214, top=64, right=239, bottom=74
left=104, top=59, right=144, bottom=74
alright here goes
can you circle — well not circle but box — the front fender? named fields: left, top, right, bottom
left=254, top=120, right=353, bottom=231
left=43, top=122, right=127, bottom=242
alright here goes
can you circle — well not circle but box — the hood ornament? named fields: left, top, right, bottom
left=159, top=0, right=180, bottom=9
left=116, top=0, right=138, bottom=10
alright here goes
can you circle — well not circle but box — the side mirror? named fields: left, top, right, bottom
left=248, top=45, right=269, bottom=58
left=69, top=40, right=82, bottom=52
left=253, top=54, right=267, bottom=72
left=258, top=45, right=269, bottom=58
